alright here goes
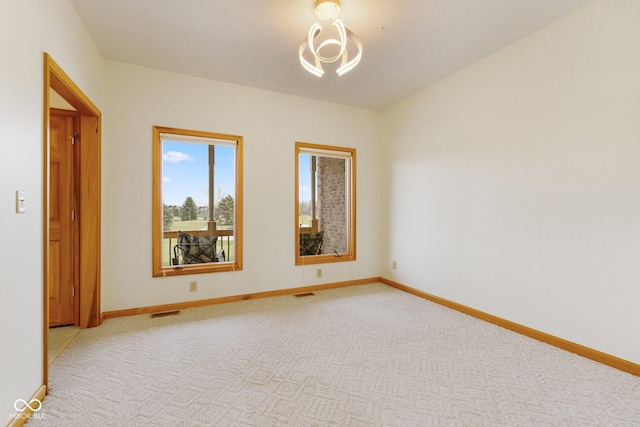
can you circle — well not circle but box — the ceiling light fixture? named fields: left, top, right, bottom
left=299, top=0, right=363, bottom=77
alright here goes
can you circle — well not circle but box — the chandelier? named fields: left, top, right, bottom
left=299, top=0, right=363, bottom=77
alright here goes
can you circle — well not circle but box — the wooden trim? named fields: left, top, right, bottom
left=380, top=278, right=640, bottom=377
left=151, top=126, right=162, bottom=275
left=295, top=141, right=356, bottom=266
left=350, top=147, right=356, bottom=261
left=43, top=53, right=103, bottom=388
left=297, top=253, right=357, bottom=264
left=152, top=126, right=243, bottom=277
left=159, top=262, right=242, bottom=276
left=6, top=384, right=46, bottom=427
left=162, top=229, right=234, bottom=239
left=235, top=134, right=244, bottom=271
left=47, top=56, right=99, bottom=116
left=294, top=142, right=299, bottom=264
left=103, top=277, right=380, bottom=320
left=78, top=113, right=101, bottom=328
left=42, top=53, right=51, bottom=389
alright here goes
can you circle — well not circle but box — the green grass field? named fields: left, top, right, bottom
left=299, top=214, right=311, bottom=226
left=170, top=219, right=206, bottom=231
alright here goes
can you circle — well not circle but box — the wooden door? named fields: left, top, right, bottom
left=49, top=112, right=75, bottom=326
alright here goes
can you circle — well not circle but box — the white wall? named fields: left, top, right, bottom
left=0, top=0, right=104, bottom=418
left=102, top=61, right=382, bottom=311
left=381, top=0, right=640, bottom=364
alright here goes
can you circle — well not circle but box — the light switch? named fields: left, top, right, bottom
left=16, top=190, right=26, bottom=213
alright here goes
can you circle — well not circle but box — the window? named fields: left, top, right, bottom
left=295, top=142, right=356, bottom=265
left=152, top=126, right=243, bottom=276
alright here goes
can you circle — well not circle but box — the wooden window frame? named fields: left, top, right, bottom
left=152, top=126, right=243, bottom=277
left=295, top=141, right=356, bottom=266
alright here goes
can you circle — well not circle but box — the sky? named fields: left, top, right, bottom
left=162, top=141, right=235, bottom=207
left=299, top=154, right=313, bottom=203
left=162, top=148, right=329, bottom=207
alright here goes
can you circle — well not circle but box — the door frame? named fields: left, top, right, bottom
left=43, top=53, right=102, bottom=386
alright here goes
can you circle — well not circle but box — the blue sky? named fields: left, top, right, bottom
left=299, top=154, right=312, bottom=203
left=162, top=141, right=235, bottom=206
left=162, top=149, right=321, bottom=206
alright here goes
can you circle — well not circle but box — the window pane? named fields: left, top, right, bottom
left=296, top=142, right=355, bottom=265
left=153, top=127, right=242, bottom=276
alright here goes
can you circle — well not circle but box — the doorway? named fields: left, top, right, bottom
left=43, top=53, right=102, bottom=387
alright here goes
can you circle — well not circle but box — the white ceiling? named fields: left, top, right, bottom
left=69, top=0, right=594, bottom=110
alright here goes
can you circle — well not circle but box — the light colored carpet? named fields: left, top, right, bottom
left=28, top=283, right=640, bottom=426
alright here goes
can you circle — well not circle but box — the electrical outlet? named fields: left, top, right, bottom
left=189, top=281, right=197, bottom=292
left=316, top=269, right=322, bottom=278
left=392, top=260, right=397, bottom=270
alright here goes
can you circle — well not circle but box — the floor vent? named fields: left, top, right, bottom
left=151, top=310, right=180, bottom=318
left=294, top=292, right=315, bottom=298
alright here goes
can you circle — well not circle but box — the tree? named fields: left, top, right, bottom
left=199, top=206, right=210, bottom=221
left=215, top=195, right=234, bottom=226
left=162, top=204, right=174, bottom=230
left=181, top=196, right=198, bottom=221
left=299, top=200, right=311, bottom=215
